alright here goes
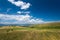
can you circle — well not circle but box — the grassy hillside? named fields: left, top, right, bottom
left=0, top=22, right=60, bottom=40
left=29, top=22, right=60, bottom=29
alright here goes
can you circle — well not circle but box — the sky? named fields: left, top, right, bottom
left=0, top=0, right=60, bottom=24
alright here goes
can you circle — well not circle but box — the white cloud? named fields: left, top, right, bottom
left=0, top=14, right=44, bottom=24
left=8, top=0, right=31, bottom=10
left=17, top=11, right=22, bottom=14
left=21, top=3, right=30, bottom=10
left=17, top=11, right=30, bottom=14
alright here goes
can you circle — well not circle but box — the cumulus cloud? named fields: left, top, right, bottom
left=8, top=0, right=31, bottom=10
left=0, top=14, right=44, bottom=24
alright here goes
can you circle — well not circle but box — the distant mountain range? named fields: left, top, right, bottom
left=0, top=22, right=60, bottom=26
left=0, top=24, right=32, bottom=26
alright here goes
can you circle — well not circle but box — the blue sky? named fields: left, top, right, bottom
left=0, top=0, right=60, bottom=24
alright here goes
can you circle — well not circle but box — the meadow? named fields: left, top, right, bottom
left=0, top=22, right=60, bottom=40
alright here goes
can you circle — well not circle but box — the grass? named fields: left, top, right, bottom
left=0, top=30, right=60, bottom=40
left=0, top=22, right=60, bottom=40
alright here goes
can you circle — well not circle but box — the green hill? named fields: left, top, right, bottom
left=29, top=22, right=60, bottom=29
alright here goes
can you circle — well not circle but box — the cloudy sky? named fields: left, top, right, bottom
left=0, top=0, right=60, bottom=24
